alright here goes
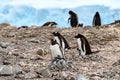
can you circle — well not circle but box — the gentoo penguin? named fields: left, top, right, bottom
left=92, top=11, right=101, bottom=26
left=53, top=32, right=70, bottom=50
left=68, top=10, right=79, bottom=27
left=50, top=39, right=65, bottom=64
left=18, top=26, right=28, bottom=29
left=42, top=22, right=57, bottom=27
left=78, top=23, right=83, bottom=27
left=75, top=34, right=92, bottom=56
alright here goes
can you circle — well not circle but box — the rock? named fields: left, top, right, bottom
left=0, top=65, right=22, bottom=76
left=0, top=23, right=11, bottom=27
left=3, top=56, right=17, bottom=65
left=3, top=60, right=11, bottom=65
left=25, top=31, right=32, bottom=34
left=29, top=39, right=40, bottom=43
left=36, top=48, right=46, bottom=56
left=0, top=35, right=2, bottom=38
left=7, top=33, right=15, bottom=37
left=15, top=74, right=24, bottom=78
left=69, top=77, right=76, bottom=80
left=60, top=71, right=68, bottom=79
left=25, top=71, right=38, bottom=79
left=76, top=74, right=88, bottom=80
left=0, top=77, right=6, bottom=80
left=0, top=65, right=13, bottom=76
left=40, top=69, right=52, bottom=77
left=30, top=55, right=44, bottom=60
left=13, top=65, right=22, bottom=74
left=0, top=56, right=3, bottom=65
left=0, top=42, right=9, bottom=48
left=112, top=60, right=120, bottom=66
left=39, top=62, right=46, bottom=67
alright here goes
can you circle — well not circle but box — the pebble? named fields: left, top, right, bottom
left=0, top=42, right=9, bottom=48
left=25, top=71, right=38, bottom=79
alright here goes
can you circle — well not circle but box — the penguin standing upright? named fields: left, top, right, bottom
left=92, top=11, right=101, bottom=26
left=68, top=10, right=79, bottom=27
left=50, top=39, right=65, bottom=64
left=75, top=34, right=92, bottom=56
left=53, top=32, right=70, bottom=50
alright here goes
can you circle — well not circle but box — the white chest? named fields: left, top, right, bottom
left=50, top=44, right=63, bottom=59
left=77, top=38, right=86, bottom=56
left=54, top=37, right=60, bottom=45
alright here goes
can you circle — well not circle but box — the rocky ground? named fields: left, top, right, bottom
left=0, top=22, right=120, bottom=80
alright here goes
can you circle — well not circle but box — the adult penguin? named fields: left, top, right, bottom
left=53, top=32, right=70, bottom=50
left=92, top=11, right=101, bottom=26
left=75, top=34, right=92, bottom=56
left=68, top=10, right=79, bottom=27
left=50, top=39, right=65, bottom=64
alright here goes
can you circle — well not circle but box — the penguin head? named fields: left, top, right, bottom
left=53, top=32, right=60, bottom=36
left=69, top=10, right=76, bottom=16
left=75, top=34, right=84, bottom=38
left=96, top=11, right=100, bottom=15
left=49, top=22, right=57, bottom=27
left=51, top=38, right=58, bottom=45
left=51, top=22, right=57, bottom=25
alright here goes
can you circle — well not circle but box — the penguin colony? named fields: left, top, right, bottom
left=49, top=10, right=101, bottom=65
left=50, top=32, right=93, bottom=65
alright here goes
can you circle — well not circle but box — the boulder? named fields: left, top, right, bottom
left=0, top=65, right=22, bottom=76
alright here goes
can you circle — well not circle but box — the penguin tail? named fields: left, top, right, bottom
left=91, top=50, right=100, bottom=54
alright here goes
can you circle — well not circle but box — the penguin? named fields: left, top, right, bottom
left=78, top=23, right=83, bottom=27
left=75, top=34, right=92, bottom=56
left=18, top=26, right=28, bottom=29
left=92, top=11, right=101, bottom=26
left=68, top=10, right=79, bottom=27
left=42, top=22, right=57, bottom=27
left=53, top=32, right=70, bottom=50
left=50, top=39, right=65, bottom=64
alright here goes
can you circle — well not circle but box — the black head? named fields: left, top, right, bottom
left=51, top=38, right=58, bottom=45
left=75, top=34, right=84, bottom=38
left=53, top=32, right=60, bottom=36
left=52, top=22, right=57, bottom=25
left=96, top=11, right=100, bottom=15
left=69, top=10, right=75, bottom=15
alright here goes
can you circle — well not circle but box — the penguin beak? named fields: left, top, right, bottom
left=74, top=35, right=77, bottom=38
